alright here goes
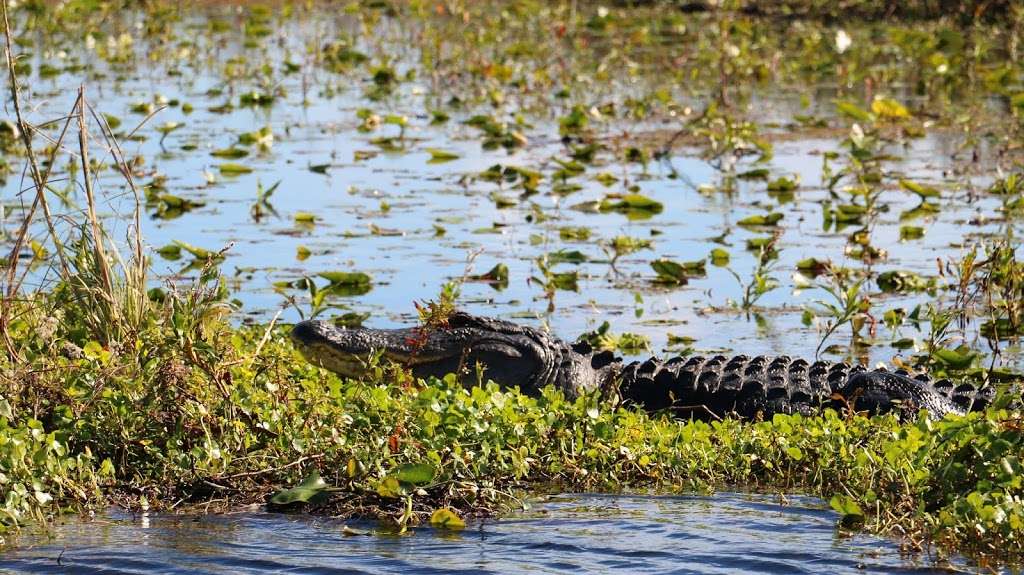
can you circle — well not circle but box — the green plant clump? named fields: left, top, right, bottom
left=1, top=290, right=1023, bottom=565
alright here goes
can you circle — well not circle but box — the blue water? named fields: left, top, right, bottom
left=9, top=6, right=1017, bottom=364
left=0, top=493, right=965, bottom=574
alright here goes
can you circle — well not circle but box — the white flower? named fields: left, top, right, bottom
left=597, top=6, right=609, bottom=18
left=850, top=123, right=865, bottom=148
left=835, top=30, right=852, bottom=54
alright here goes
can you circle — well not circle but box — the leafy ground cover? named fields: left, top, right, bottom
left=1, top=289, right=1023, bottom=567
left=0, top=0, right=1023, bottom=570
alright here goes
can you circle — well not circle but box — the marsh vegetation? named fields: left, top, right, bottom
left=0, top=0, right=1023, bottom=569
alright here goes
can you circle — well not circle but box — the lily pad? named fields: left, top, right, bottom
left=318, top=272, right=372, bottom=286
left=599, top=194, right=664, bottom=219
left=652, top=258, right=705, bottom=284
left=218, top=163, right=253, bottom=175
left=469, top=263, right=509, bottom=284
left=547, top=249, right=588, bottom=264
left=426, top=148, right=460, bottom=163
left=737, top=212, right=783, bottom=227
left=877, top=270, right=930, bottom=293
left=211, top=147, right=249, bottom=159
left=871, top=97, right=910, bottom=120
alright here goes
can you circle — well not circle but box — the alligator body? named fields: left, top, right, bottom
left=290, top=312, right=994, bottom=420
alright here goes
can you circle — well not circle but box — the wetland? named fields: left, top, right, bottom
left=1, top=0, right=1024, bottom=571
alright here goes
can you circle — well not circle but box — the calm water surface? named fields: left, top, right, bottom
left=9, top=6, right=1020, bottom=364
left=0, top=493, right=966, bottom=574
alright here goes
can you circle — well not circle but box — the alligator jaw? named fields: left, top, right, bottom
left=290, top=319, right=424, bottom=378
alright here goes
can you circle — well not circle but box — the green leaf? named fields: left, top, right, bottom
left=394, top=462, right=436, bottom=485
left=737, top=212, right=783, bottom=227
left=156, top=244, right=182, bottom=258
left=651, top=258, right=705, bottom=284
left=210, top=147, right=249, bottom=159
left=876, top=270, right=929, bottom=293
left=559, top=227, right=591, bottom=241
left=547, top=249, right=588, bottom=265
left=318, top=272, right=372, bottom=286
left=172, top=240, right=220, bottom=260
left=835, top=100, right=872, bottom=122
left=218, top=162, right=253, bottom=175
left=103, top=114, right=122, bottom=130
left=829, top=495, right=864, bottom=528
left=269, top=471, right=330, bottom=505
left=796, top=257, right=827, bottom=274
left=898, top=179, right=939, bottom=198
left=430, top=508, right=466, bottom=530
left=599, top=194, right=664, bottom=218
left=766, top=177, right=798, bottom=192
left=899, top=226, right=924, bottom=240
left=156, top=121, right=183, bottom=135
left=746, top=237, right=776, bottom=251
left=709, top=248, right=730, bottom=266
left=737, top=168, right=770, bottom=180
left=376, top=476, right=405, bottom=498
left=469, top=263, right=509, bottom=283
left=932, top=347, right=979, bottom=370
left=426, top=148, right=460, bottom=163
left=82, top=341, right=110, bottom=364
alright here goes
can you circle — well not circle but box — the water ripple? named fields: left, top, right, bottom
left=0, top=493, right=968, bottom=574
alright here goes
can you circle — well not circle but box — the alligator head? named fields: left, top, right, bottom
left=290, top=312, right=620, bottom=399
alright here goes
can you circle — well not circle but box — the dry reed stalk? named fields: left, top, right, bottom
left=76, top=88, right=114, bottom=300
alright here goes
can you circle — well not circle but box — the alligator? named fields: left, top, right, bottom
left=290, top=311, right=995, bottom=420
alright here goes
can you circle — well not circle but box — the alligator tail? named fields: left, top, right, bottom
left=617, top=354, right=994, bottom=420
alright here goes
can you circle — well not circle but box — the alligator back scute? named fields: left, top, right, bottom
left=620, top=354, right=853, bottom=419
left=617, top=354, right=992, bottom=420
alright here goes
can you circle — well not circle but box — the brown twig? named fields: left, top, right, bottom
left=217, top=454, right=325, bottom=480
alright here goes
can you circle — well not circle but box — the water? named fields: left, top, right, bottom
left=7, top=5, right=1019, bottom=364
left=0, top=493, right=964, bottom=574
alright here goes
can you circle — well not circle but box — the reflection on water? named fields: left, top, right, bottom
left=0, top=493, right=962, bottom=574
left=9, top=6, right=1018, bottom=365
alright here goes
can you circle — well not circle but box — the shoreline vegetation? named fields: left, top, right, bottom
left=0, top=0, right=1022, bottom=570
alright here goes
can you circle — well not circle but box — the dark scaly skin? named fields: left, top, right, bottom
left=615, top=352, right=994, bottom=420
left=291, top=312, right=994, bottom=420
